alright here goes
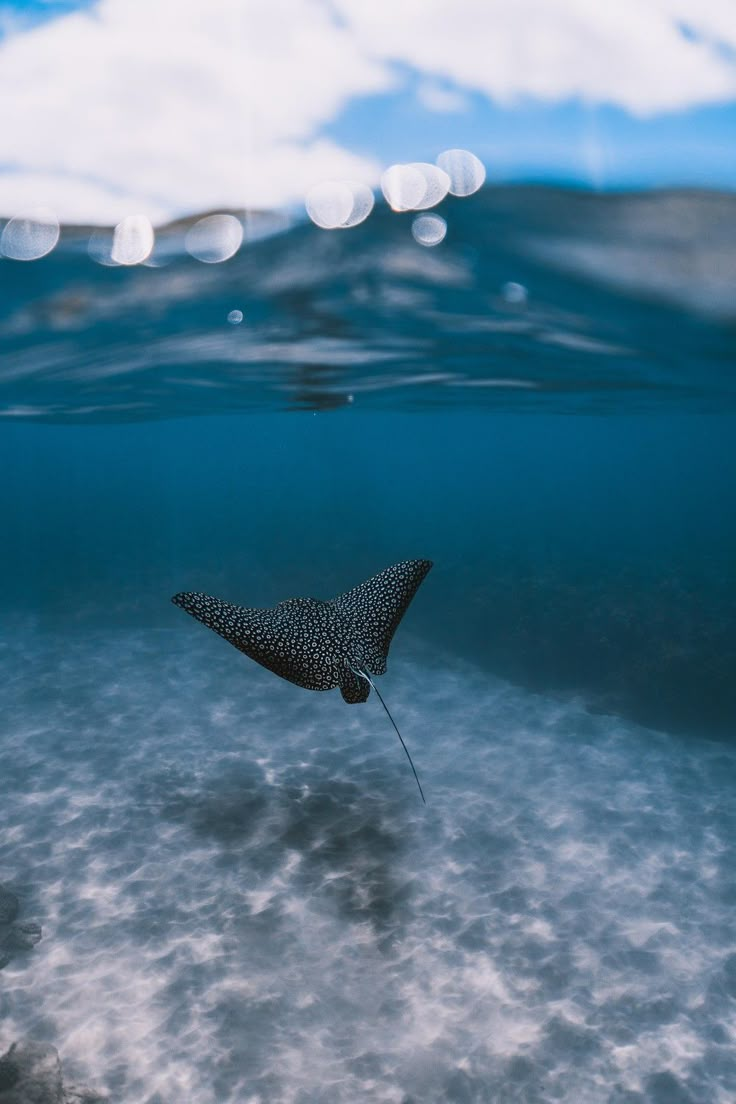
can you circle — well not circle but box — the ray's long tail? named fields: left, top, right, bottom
left=352, top=668, right=426, bottom=805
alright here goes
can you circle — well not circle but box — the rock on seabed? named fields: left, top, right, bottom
left=0, top=1041, right=106, bottom=1104
left=0, top=885, right=41, bottom=971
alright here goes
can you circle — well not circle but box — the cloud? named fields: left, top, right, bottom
left=337, top=0, right=736, bottom=115
left=0, top=0, right=735, bottom=223
left=0, top=0, right=391, bottom=223
left=416, top=81, right=470, bottom=114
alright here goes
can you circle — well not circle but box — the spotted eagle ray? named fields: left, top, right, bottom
left=172, top=559, right=432, bottom=802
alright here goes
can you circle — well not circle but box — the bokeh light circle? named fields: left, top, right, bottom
left=305, top=181, right=374, bottom=229
left=436, top=149, right=486, bottom=196
left=111, top=215, right=155, bottom=266
left=341, top=181, right=374, bottom=227
left=380, top=164, right=427, bottom=212
left=407, top=163, right=451, bottom=209
left=185, top=214, right=243, bottom=263
left=305, top=182, right=353, bottom=228
left=0, top=208, right=60, bottom=261
left=411, top=213, right=447, bottom=246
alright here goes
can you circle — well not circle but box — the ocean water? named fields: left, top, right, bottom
left=1, top=187, right=735, bottom=1103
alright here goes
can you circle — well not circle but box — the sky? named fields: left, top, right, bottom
left=0, top=0, right=735, bottom=224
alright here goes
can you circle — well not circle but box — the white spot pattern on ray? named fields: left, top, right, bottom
left=172, top=559, right=432, bottom=704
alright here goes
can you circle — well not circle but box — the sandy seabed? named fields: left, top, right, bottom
left=1, top=626, right=735, bottom=1103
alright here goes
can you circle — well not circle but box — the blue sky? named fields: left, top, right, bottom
left=0, top=0, right=735, bottom=223
left=328, top=89, right=736, bottom=191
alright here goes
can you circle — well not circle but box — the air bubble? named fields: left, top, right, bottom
left=111, top=215, right=154, bottom=266
left=0, top=208, right=60, bottom=261
left=407, top=163, right=451, bottom=209
left=436, top=149, right=486, bottom=196
left=305, top=181, right=374, bottom=229
left=411, top=213, right=447, bottom=247
left=502, top=281, right=528, bottom=305
left=341, top=182, right=374, bottom=227
left=380, top=164, right=427, bottom=212
left=185, top=214, right=243, bottom=263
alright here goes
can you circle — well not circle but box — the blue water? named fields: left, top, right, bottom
left=1, top=187, right=735, bottom=1103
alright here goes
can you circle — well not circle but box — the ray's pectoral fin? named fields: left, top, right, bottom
left=338, top=664, right=370, bottom=704
left=331, top=559, right=433, bottom=676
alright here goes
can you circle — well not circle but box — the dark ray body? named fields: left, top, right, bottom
left=171, top=559, right=432, bottom=703
left=172, top=560, right=432, bottom=801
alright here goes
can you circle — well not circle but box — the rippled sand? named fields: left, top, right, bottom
left=1, top=627, right=734, bottom=1103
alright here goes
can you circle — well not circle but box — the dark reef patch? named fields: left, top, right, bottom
left=0, top=885, right=41, bottom=970
left=0, top=1040, right=106, bottom=1104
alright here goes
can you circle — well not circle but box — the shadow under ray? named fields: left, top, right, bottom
left=155, top=758, right=416, bottom=936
